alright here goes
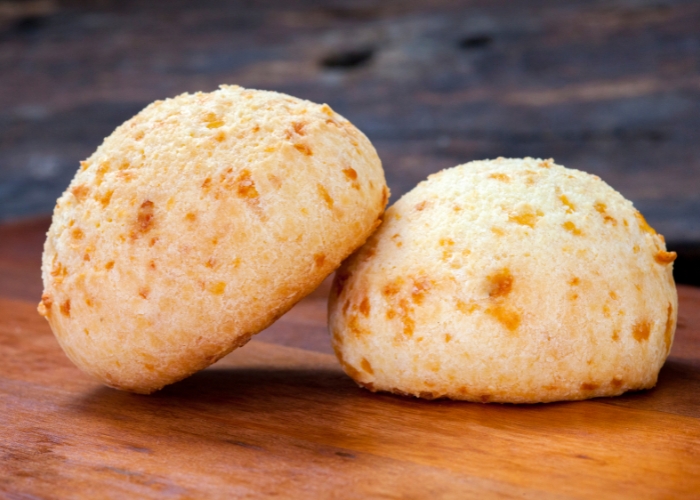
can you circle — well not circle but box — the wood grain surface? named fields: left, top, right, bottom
left=1, top=295, right=700, bottom=499
left=1, top=0, right=700, bottom=244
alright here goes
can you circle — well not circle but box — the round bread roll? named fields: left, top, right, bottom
left=329, top=157, right=677, bottom=403
left=39, top=85, right=388, bottom=393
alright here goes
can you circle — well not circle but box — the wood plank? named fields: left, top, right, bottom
left=1, top=1, right=699, bottom=243
left=1, top=297, right=699, bottom=498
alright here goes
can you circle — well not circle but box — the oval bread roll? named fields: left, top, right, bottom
left=329, top=157, right=677, bottom=403
left=39, top=85, right=388, bottom=393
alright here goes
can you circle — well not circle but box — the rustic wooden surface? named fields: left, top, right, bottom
left=1, top=293, right=700, bottom=498
left=1, top=0, right=700, bottom=244
left=1, top=214, right=700, bottom=497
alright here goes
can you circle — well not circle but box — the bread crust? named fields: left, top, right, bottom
left=39, top=85, right=388, bottom=393
left=329, top=158, right=677, bottom=403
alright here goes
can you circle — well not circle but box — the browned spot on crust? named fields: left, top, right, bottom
left=134, top=130, right=145, bottom=140
left=381, top=187, right=389, bottom=207
left=415, top=201, right=428, bottom=211
left=97, top=189, right=113, bottom=208
left=71, top=228, right=84, bottom=240
left=95, top=162, right=110, bottom=185
left=485, top=305, right=521, bottom=332
left=139, top=287, right=150, bottom=299
left=491, top=227, right=505, bottom=236
left=104, top=261, right=114, bottom=270
left=562, top=221, right=582, bottom=235
left=342, top=167, right=358, bottom=181
left=632, top=320, right=651, bottom=342
left=603, top=305, right=611, bottom=318
left=359, top=297, right=371, bottom=317
left=581, top=382, right=600, bottom=391
left=489, top=173, right=510, bottom=182
left=252, top=124, right=260, bottom=133
left=80, top=161, right=89, bottom=171
left=60, top=299, right=71, bottom=317
left=612, top=329, right=620, bottom=341
left=559, top=195, right=575, bottom=213
left=132, top=200, right=155, bottom=238
left=317, top=184, right=334, bottom=208
left=386, top=309, right=397, bottom=319
left=342, top=300, right=350, bottom=315
left=569, top=277, right=580, bottom=286
left=456, top=300, right=478, bottom=314
left=397, top=298, right=415, bottom=337
left=70, top=184, right=90, bottom=202
left=204, top=112, right=224, bottom=129
left=411, top=276, right=432, bottom=305
left=348, top=315, right=365, bottom=337
left=634, top=211, right=656, bottom=234
left=664, top=303, right=674, bottom=354
left=209, top=282, right=226, bottom=295
left=487, top=268, right=513, bottom=298
left=202, top=177, right=212, bottom=191
left=655, top=250, right=677, bottom=264
left=314, top=253, right=326, bottom=268
left=508, top=205, right=543, bottom=228
left=236, top=169, right=259, bottom=200
left=382, top=277, right=404, bottom=297
left=294, top=143, right=313, bottom=156
left=185, top=213, right=196, bottom=222
left=611, top=378, right=623, bottom=388
left=609, top=291, right=618, bottom=300
left=440, top=238, right=455, bottom=260
left=594, top=201, right=617, bottom=225
left=292, top=121, right=306, bottom=135
left=361, top=358, right=374, bottom=375
left=38, top=294, right=53, bottom=317
left=539, top=159, right=553, bottom=168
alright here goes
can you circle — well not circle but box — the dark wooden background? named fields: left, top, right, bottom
left=1, top=0, right=699, bottom=283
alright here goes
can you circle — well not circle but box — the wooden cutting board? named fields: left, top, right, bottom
left=1, top=296, right=699, bottom=499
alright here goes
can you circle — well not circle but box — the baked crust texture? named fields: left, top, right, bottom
left=39, top=85, right=388, bottom=393
left=329, top=158, right=677, bottom=403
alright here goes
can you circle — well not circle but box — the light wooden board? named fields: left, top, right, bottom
left=1, top=298, right=699, bottom=498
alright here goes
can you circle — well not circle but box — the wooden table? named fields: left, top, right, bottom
left=2, top=219, right=700, bottom=498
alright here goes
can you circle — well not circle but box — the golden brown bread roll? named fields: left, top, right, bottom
left=329, top=157, right=677, bottom=403
left=39, top=85, right=388, bottom=393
